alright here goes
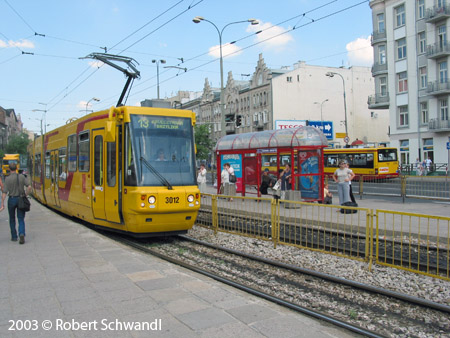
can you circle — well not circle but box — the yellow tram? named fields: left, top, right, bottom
left=28, top=106, right=200, bottom=237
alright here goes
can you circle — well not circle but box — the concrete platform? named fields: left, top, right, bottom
left=0, top=201, right=358, bottom=338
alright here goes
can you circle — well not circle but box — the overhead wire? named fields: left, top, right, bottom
left=109, top=0, right=185, bottom=52
left=126, top=0, right=370, bottom=100
left=3, top=0, right=37, bottom=34
left=117, top=0, right=204, bottom=54
left=4, top=0, right=370, bottom=120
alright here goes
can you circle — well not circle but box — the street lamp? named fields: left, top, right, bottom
left=314, top=99, right=329, bottom=130
left=326, top=72, right=348, bottom=144
left=32, top=109, right=47, bottom=134
left=193, top=16, right=259, bottom=136
left=85, top=97, right=100, bottom=114
left=152, top=59, right=166, bottom=99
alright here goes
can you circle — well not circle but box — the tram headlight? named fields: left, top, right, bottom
left=187, top=194, right=194, bottom=203
left=148, top=196, right=156, bottom=204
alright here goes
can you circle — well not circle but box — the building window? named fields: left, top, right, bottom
left=419, top=67, right=427, bottom=89
left=418, top=32, right=426, bottom=54
left=440, top=98, right=449, bottom=120
left=377, top=13, right=385, bottom=33
left=418, top=0, right=425, bottom=19
left=399, top=139, right=409, bottom=165
left=439, top=60, right=448, bottom=84
left=397, top=38, right=407, bottom=60
left=380, top=76, right=387, bottom=96
left=438, top=25, right=447, bottom=49
left=287, top=76, right=292, bottom=82
left=397, top=72, right=408, bottom=93
left=395, top=4, right=405, bottom=28
left=423, top=138, right=434, bottom=162
left=379, top=45, right=386, bottom=64
left=420, top=102, right=428, bottom=124
left=399, top=105, right=409, bottom=127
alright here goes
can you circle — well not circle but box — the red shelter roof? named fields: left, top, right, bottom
left=215, top=127, right=328, bottom=151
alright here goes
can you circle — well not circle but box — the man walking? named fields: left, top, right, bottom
left=0, top=163, right=31, bottom=244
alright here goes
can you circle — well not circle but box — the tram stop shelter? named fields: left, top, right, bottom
left=215, top=127, right=329, bottom=202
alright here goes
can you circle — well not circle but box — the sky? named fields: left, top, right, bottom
left=0, top=0, right=374, bottom=134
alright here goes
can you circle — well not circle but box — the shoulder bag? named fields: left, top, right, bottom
left=17, top=175, right=31, bottom=212
left=229, top=173, right=236, bottom=183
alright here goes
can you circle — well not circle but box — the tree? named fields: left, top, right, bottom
left=6, top=132, right=31, bottom=154
left=194, top=124, right=214, bottom=162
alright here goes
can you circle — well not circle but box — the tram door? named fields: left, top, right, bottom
left=44, top=151, right=56, bottom=207
left=92, top=130, right=106, bottom=220
left=92, top=129, right=121, bottom=223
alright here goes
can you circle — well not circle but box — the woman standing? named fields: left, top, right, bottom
left=221, top=163, right=235, bottom=201
left=280, top=163, right=292, bottom=199
left=197, top=163, right=207, bottom=195
left=333, top=160, right=355, bottom=205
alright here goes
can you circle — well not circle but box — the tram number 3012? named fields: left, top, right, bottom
left=165, top=197, right=180, bottom=204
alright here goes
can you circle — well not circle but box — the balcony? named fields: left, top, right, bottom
left=253, top=120, right=264, bottom=129
left=371, top=62, right=388, bottom=75
left=368, top=93, right=389, bottom=109
left=429, top=118, right=450, bottom=132
left=371, top=30, right=386, bottom=45
left=225, top=122, right=236, bottom=134
left=426, top=41, right=450, bottom=59
left=426, top=5, right=450, bottom=23
left=427, top=80, right=450, bottom=95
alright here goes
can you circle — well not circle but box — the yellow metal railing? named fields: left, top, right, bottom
left=376, top=210, right=450, bottom=280
left=326, top=175, right=450, bottom=201
left=196, top=193, right=450, bottom=280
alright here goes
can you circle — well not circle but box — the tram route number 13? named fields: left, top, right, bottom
left=165, top=197, right=179, bottom=204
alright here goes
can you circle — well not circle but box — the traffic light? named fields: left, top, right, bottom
left=236, top=115, right=242, bottom=127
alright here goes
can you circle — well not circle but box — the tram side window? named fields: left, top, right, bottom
left=59, top=148, right=67, bottom=181
left=78, top=131, right=90, bottom=172
left=107, top=142, right=116, bottom=187
left=45, top=152, right=51, bottom=179
left=34, top=154, right=41, bottom=177
left=68, top=134, right=77, bottom=172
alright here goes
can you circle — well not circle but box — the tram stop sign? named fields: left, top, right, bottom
left=447, top=142, right=450, bottom=150
left=344, top=136, right=350, bottom=143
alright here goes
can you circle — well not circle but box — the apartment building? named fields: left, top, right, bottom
left=180, top=54, right=389, bottom=148
left=370, top=0, right=450, bottom=165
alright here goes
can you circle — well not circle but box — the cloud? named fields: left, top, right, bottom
left=0, top=39, right=35, bottom=49
left=346, top=36, right=373, bottom=66
left=88, top=60, right=104, bottom=68
left=246, top=20, right=294, bottom=50
left=208, top=43, right=242, bottom=59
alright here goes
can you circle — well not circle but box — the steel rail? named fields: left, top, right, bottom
left=180, top=235, right=450, bottom=314
left=111, top=235, right=384, bottom=338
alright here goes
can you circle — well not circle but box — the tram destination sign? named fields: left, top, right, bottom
left=307, top=121, right=333, bottom=140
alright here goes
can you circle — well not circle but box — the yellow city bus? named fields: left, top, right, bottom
left=323, top=147, right=399, bottom=178
left=2, top=154, right=20, bottom=175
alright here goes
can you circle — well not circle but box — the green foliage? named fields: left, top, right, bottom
left=0, top=150, right=4, bottom=158
left=194, top=124, right=214, bottom=162
left=6, top=133, right=31, bottom=155
left=349, top=309, right=357, bottom=320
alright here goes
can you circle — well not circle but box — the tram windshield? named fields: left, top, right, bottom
left=125, top=115, right=196, bottom=187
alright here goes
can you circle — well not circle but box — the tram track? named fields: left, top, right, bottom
left=109, top=233, right=450, bottom=338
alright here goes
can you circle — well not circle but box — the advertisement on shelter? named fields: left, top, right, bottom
left=298, top=151, right=320, bottom=199
left=220, top=154, right=242, bottom=192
